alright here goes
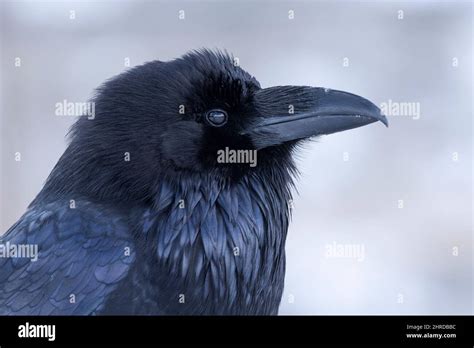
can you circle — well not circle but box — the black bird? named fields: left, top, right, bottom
left=0, top=50, right=387, bottom=315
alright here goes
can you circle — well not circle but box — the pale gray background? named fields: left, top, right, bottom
left=0, top=0, right=472, bottom=314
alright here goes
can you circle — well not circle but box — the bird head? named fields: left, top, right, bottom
left=56, top=49, right=387, bottom=201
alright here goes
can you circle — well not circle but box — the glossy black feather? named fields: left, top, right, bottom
left=0, top=201, right=135, bottom=315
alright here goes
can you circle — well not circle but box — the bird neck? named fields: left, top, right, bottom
left=136, top=167, right=294, bottom=314
left=34, top=142, right=157, bottom=205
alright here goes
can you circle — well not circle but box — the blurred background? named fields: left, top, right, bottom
left=0, top=0, right=472, bottom=314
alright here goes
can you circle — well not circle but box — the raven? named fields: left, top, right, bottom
left=0, top=50, right=387, bottom=315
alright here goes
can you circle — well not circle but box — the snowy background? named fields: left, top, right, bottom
left=0, top=0, right=472, bottom=314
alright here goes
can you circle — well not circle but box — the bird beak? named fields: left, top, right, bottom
left=242, top=86, right=388, bottom=149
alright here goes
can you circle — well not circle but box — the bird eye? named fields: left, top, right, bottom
left=204, top=109, right=228, bottom=127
